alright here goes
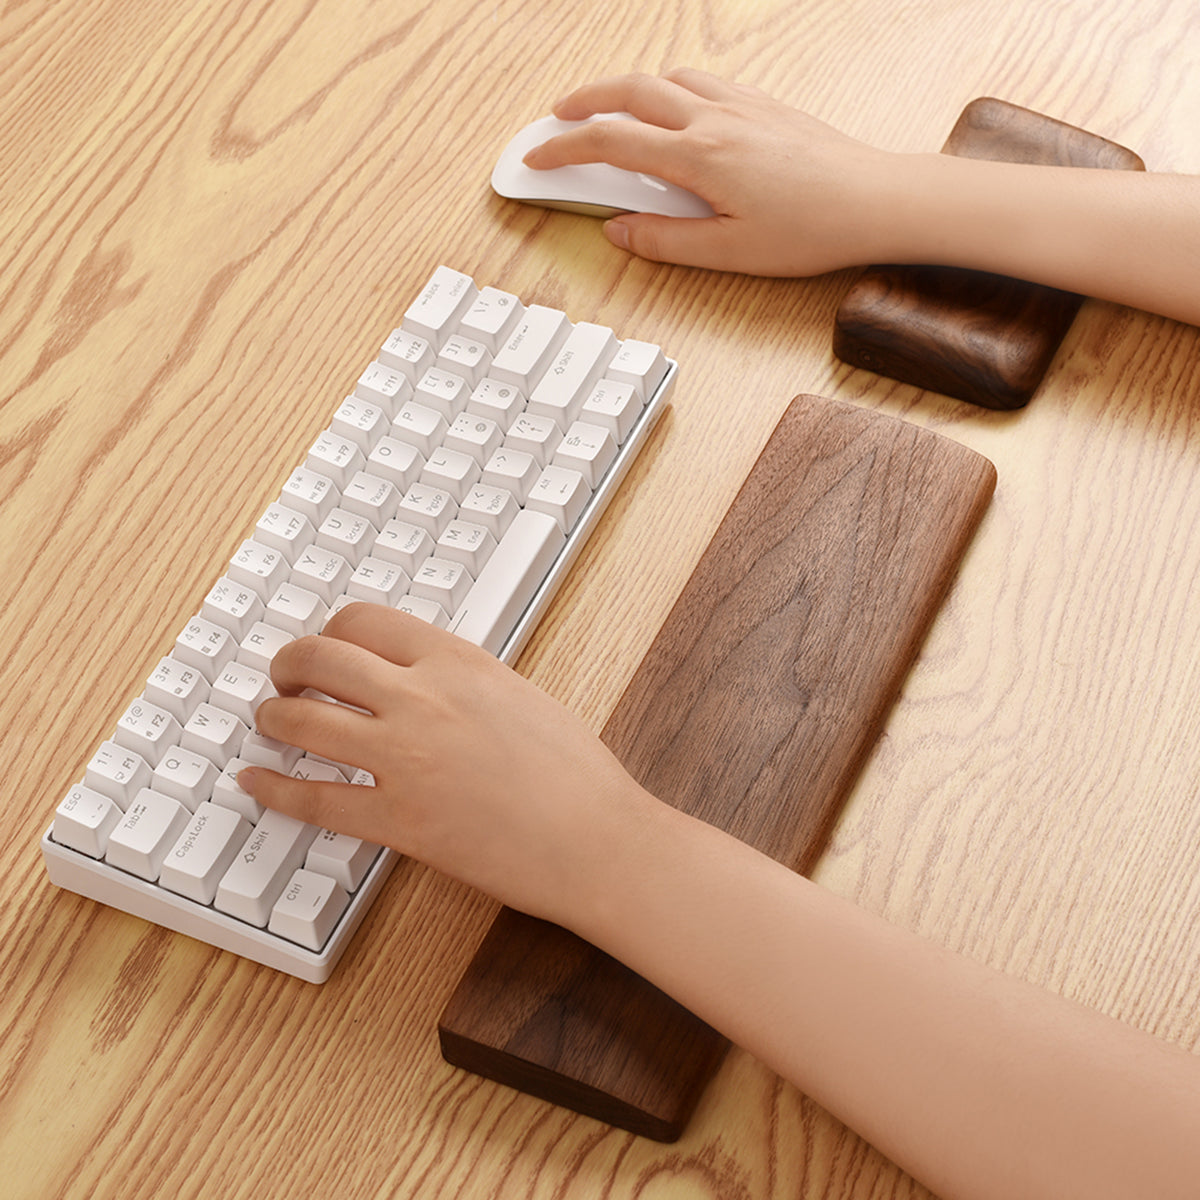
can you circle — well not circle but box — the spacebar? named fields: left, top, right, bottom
left=449, top=510, right=567, bottom=655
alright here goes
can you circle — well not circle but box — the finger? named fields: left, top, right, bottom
left=239, top=767, right=394, bottom=848
left=524, top=117, right=685, bottom=180
left=254, top=693, right=376, bottom=770
left=321, top=601, right=464, bottom=670
left=660, top=66, right=748, bottom=102
left=604, top=213, right=748, bottom=271
left=270, top=629, right=403, bottom=710
left=552, top=71, right=704, bottom=129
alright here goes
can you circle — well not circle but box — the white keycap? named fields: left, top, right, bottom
left=237, top=622, right=292, bottom=674
left=446, top=412, right=503, bottom=465
left=355, top=361, right=412, bottom=419
left=145, top=656, right=209, bottom=724
left=490, top=305, right=571, bottom=393
left=268, top=869, right=350, bottom=951
left=215, top=810, right=320, bottom=927
left=397, top=595, right=449, bottom=628
left=151, top=745, right=219, bottom=812
left=228, top=539, right=290, bottom=600
left=527, top=322, right=618, bottom=430
left=608, top=338, right=669, bottom=399
left=212, top=756, right=265, bottom=823
left=397, top=484, right=455, bottom=539
left=402, top=265, right=478, bottom=344
left=280, top=465, right=338, bottom=526
left=414, top=367, right=470, bottom=421
left=316, top=507, right=378, bottom=564
left=160, top=802, right=251, bottom=905
left=174, top=615, right=237, bottom=683
left=552, top=420, right=618, bottom=488
left=210, top=660, right=275, bottom=727
left=437, top=520, right=497, bottom=575
left=202, top=577, right=266, bottom=642
left=459, top=285, right=525, bottom=352
left=467, top=377, right=526, bottom=427
left=437, top=334, right=491, bottom=388
left=85, top=741, right=152, bottom=809
left=290, top=757, right=350, bottom=783
left=255, top=503, right=317, bottom=564
left=239, top=730, right=304, bottom=775
left=449, top=510, right=567, bottom=654
left=114, top=698, right=184, bottom=768
left=265, top=582, right=328, bottom=638
left=372, top=520, right=435, bottom=576
left=332, top=397, right=388, bottom=453
left=365, top=437, right=424, bottom=492
left=290, top=544, right=353, bottom=607
left=347, top=556, right=409, bottom=604
left=181, top=703, right=249, bottom=769
left=392, top=401, right=449, bottom=457
left=420, top=447, right=480, bottom=504
left=54, top=785, right=123, bottom=858
left=306, top=829, right=380, bottom=892
left=411, top=556, right=473, bottom=614
left=341, top=471, right=400, bottom=527
left=104, top=788, right=190, bottom=881
left=527, top=465, right=592, bottom=532
left=378, top=328, right=435, bottom=381
left=504, top=412, right=562, bottom=467
left=305, top=432, right=366, bottom=491
left=481, top=447, right=540, bottom=504
left=459, top=484, right=520, bottom=539
left=580, top=379, right=643, bottom=443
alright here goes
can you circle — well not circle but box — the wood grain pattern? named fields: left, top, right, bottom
left=3, top=1, right=1200, bottom=1197
left=833, top=99, right=1146, bottom=409
left=440, top=395, right=995, bottom=1139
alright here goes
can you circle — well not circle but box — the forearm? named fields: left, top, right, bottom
left=571, top=794, right=1200, bottom=1200
left=881, top=153, right=1200, bottom=326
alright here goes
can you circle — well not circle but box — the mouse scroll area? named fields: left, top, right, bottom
left=491, top=114, right=715, bottom=220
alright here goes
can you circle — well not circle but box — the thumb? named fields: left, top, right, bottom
left=603, top=213, right=739, bottom=270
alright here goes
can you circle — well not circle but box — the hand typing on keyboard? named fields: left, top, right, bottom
left=239, top=603, right=645, bottom=924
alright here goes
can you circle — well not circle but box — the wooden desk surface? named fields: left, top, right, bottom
left=2, top=1, right=1198, bottom=1196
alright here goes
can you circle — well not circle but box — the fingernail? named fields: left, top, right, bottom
left=237, top=767, right=258, bottom=795
left=604, top=219, right=631, bottom=250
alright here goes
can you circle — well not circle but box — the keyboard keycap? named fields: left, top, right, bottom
left=215, top=809, right=319, bottom=927
left=450, top=509, right=566, bottom=653
left=159, top=802, right=251, bottom=905
left=54, top=785, right=123, bottom=857
left=269, top=869, right=350, bottom=951
left=104, top=788, right=190, bottom=881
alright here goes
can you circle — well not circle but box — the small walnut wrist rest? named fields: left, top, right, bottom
left=833, top=98, right=1145, bottom=410
left=439, top=394, right=996, bottom=1140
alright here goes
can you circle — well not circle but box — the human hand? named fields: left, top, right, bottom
left=522, top=68, right=903, bottom=276
left=238, top=603, right=650, bottom=925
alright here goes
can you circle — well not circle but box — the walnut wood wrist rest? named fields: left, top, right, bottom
left=833, top=98, right=1144, bottom=410
left=439, top=394, right=996, bottom=1140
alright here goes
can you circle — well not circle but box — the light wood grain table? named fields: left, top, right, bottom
left=2, top=1, right=1198, bottom=1196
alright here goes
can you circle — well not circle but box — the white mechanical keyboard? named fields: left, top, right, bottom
left=41, top=265, right=675, bottom=983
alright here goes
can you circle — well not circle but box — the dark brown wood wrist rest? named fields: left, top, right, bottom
left=438, top=394, right=996, bottom=1140
left=833, top=98, right=1145, bottom=410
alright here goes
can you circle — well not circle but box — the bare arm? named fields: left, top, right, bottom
left=523, top=69, right=1200, bottom=327
left=241, top=605, right=1200, bottom=1200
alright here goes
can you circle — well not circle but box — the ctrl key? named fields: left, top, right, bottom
left=53, top=785, right=123, bottom=858
left=269, top=869, right=349, bottom=951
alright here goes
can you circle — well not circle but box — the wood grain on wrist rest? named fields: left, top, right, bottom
left=439, top=394, right=996, bottom=1140
left=833, top=98, right=1145, bottom=410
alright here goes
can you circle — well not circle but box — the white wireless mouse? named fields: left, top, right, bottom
left=490, top=113, right=715, bottom=219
